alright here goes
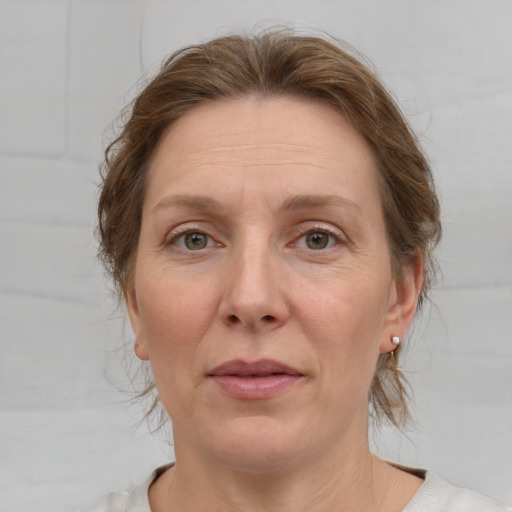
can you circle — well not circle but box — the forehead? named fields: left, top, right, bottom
left=145, top=95, right=381, bottom=210
left=152, top=95, right=374, bottom=162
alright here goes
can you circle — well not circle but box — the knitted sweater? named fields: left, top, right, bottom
left=84, top=465, right=508, bottom=512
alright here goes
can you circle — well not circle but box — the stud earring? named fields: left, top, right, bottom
left=391, top=335, right=400, bottom=347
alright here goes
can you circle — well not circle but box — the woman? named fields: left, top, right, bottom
left=89, top=31, right=506, bottom=511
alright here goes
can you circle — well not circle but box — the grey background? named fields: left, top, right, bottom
left=0, top=1, right=511, bottom=510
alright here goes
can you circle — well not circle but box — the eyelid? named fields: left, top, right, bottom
left=289, top=223, right=347, bottom=249
left=165, top=223, right=220, bottom=249
left=164, top=221, right=347, bottom=249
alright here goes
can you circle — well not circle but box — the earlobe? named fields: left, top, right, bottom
left=134, top=340, right=150, bottom=361
left=125, top=288, right=150, bottom=361
left=380, top=254, right=424, bottom=354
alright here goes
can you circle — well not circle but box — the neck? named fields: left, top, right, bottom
left=149, top=421, right=403, bottom=512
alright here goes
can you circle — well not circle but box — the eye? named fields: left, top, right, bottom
left=296, top=229, right=339, bottom=250
left=173, top=231, right=213, bottom=250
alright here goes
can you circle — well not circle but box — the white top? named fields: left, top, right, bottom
left=83, top=465, right=509, bottom=512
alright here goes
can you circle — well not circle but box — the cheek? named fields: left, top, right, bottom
left=136, top=273, right=216, bottom=371
left=135, top=278, right=216, bottom=421
left=301, top=277, right=389, bottom=341
left=297, top=277, right=389, bottom=382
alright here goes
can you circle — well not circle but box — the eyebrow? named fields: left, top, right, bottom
left=152, top=194, right=362, bottom=215
left=278, top=194, right=362, bottom=215
left=152, top=195, right=225, bottom=213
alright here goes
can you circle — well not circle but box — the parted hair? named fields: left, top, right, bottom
left=98, top=29, right=441, bottom=429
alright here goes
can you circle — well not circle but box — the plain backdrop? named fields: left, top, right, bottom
left=0, top=1, right=511, bottom=510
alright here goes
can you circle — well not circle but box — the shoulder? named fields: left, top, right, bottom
left=81, top=486, right=149, bottom=512
left=81, top=491, right=131, bottom=512
left=404, top=471, right=509, bottom=512
left=81, top=465, right=172, bottom=512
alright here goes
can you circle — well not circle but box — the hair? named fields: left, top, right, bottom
left=98, top=29, right=441, bottom=429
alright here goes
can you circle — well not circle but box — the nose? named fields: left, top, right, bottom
left=219, top=241, right=289, bottom=331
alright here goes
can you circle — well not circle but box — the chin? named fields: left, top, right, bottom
left=205, top=416, right=308, bottom=473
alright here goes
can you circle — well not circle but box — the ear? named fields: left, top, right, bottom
left=380, top=253, right=424, bottom=354
left=125, top=288, right=150, bottom=361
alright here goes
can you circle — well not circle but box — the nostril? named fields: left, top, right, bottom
left=262, top=315, right=275, bottom=322
left=228, top=314, right=240, bottom=324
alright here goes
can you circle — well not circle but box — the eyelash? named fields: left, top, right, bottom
left=166, top=226, right=217, bottom=251
left=291, top=226, right=344, bottom=251
left=166, top=225, right=344, bottom=252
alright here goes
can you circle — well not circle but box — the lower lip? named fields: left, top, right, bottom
left=210, top=374, right=303, bottom=399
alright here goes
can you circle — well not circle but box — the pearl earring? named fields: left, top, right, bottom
left=391, top=335, right=400, bottom=347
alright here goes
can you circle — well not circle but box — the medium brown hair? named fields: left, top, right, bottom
left=98, top=30, right=441, bottom=428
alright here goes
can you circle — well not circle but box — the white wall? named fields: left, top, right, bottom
left=1, top=1, right=511, bottom=510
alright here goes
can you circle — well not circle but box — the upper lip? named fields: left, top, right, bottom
left=208, top=359, right=303, bottom=377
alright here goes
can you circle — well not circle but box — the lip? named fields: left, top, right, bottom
left=208, top=359, right=305, bottom=400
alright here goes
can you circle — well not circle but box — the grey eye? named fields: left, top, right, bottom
left=184, top=232, right=209, bottom=250
left=305, top=232, right=330, bottom=250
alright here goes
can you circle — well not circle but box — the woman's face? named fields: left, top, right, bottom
left=128, top=96, right=419, bottom=471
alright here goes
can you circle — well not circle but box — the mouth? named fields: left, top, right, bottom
left=208, top=359, right=304, bottom=399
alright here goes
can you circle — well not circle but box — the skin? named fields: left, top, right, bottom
left=127, top=96, right=423, bottom=511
